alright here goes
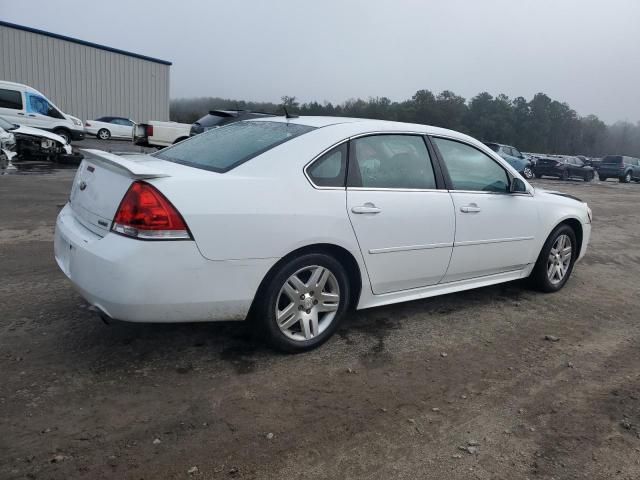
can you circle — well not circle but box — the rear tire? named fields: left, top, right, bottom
left=529, top=224, right=577, bottom=293
left=561, top=170, right=569, bottom=181
left=523, top=167, right=534, bottom=179
left=583, top=171, right=593, bottom=182
left=97, top=128, right=111, bottom=140
left=253, top=253, right=350, bottom=353
left=598, top=175, right=607, bottom=181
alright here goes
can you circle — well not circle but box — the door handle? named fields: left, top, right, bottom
left=17, top=112, right=24, bottom=116
left=351, top=203, right=381, bottom=214
left=28, top=114, right=36, bottom=117
left=460, top=203, right=481, bottom=213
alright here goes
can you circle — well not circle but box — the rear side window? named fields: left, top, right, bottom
left=433, top=137, right=509, bottom=193
left=348, top=135, right=437, bottom=189
left=0, top=89, right=23, bottom=110
left=602, top=156, right=623, bottom=164
left=155, top=121, right=316, bottom=172
left=307, top=143, right=347, bottom=187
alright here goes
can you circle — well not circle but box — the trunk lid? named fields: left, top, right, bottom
left=70, top=150, right=172, bottom=236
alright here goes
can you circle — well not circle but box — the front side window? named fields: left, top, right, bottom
left=155, top=121, right=316, bottom=172
left=307, top=143, right=347, bottom=187
left=0, top=89, right=23, bottom=110
left=26, top=94, right=64, bottom=119
left=348, top=135, right=436, bottom=189
left=433, top=137, right=509, bottom=193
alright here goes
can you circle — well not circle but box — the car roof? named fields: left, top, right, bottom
left=249, top=115, right=478, bottom=140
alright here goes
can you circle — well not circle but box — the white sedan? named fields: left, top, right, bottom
left=84, top=117, right=136, bottom=140
left=55, top=117, right=592, bottom=352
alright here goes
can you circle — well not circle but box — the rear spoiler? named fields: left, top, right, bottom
left=80, top=149, right=170, bottom=179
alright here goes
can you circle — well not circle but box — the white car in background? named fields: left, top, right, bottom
left=84, top=117, right=136, bottom=140
left=0, top=80, right=84, bottom=143
left=55, top=117, right=592, bottom=352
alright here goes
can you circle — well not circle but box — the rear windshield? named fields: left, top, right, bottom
left=194, top=114, right=227, bottom=128
left=155, top=121, right=316, bottom=172
left=484, top=143, right=500, bottom=152
left=601, top=155, right=623, bottom=164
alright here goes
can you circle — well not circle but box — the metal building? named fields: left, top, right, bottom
left=0, top=20, right=171, bottom=122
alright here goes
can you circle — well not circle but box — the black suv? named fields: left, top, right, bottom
left=597, top=155, right=640, bottom=183
left=190, top=110, right=275, bottom=136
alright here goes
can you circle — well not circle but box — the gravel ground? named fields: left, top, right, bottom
left=1, top=168, right=639, bottom=480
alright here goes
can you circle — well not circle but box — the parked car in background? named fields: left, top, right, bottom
left=0, top=80, right=84, bottom=143
left=0, top=115, right=77, bottom=162
left=133, top=121, right=191, bottom=149
left=190, top=110, right=276, bottom=136
left=533, top=155, right=595, bottom=181
left=85, top=117, right=136, bottom=140
left=484, top=142, right=534, bottom=179
left=55, top=116, right=592, bottom=352
left=597, top=155, right=640, bottom=183
left=0, top=117, right=17, bottom=169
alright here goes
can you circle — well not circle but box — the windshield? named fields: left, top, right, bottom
left=155, top=121, right=316, bottom=172
left=0, top=116, right=16, bottom=131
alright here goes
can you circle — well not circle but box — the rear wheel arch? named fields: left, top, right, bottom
left=250, top=243, right=363, bottom=316
left=173, top=136, right=189, bottom=144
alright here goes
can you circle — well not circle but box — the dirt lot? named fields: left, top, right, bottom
left=1, top=158, right=639, bottom=479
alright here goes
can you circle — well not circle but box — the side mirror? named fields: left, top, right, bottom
left=510, top=177, right=528, bottom=193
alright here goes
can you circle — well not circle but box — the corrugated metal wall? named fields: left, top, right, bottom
left=0, top=24, right=170, bottom=122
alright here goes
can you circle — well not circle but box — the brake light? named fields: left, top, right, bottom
left=111, top=181, right=191, bottom=240
left=145, top=125, right=154, bottom=137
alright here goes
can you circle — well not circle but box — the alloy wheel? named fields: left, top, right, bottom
left=523, top=167, right=533, bottom=179
left=275, top=265, right=340, bottom=342
left=547, top=234, right=572, bottom=285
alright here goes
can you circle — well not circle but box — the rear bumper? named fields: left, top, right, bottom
left=54, top=204, right=277, bottom=322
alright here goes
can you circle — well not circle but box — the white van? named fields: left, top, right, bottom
left=0, top=81, right=84, bottom=143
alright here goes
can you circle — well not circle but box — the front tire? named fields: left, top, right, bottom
left=53, top=128, right=71, bottom=144
left=529, top=224, right=577, bottom=293
left=583, top=171, right=593, bottom=182
left=599, top=175, right=607, bottom=181
left=620, top=171, right=632, bottom=183
left=97, top=129, right=111, bottom=140
left=523, top=167, right=534, bottom=179
left=254, top=253, right=350, bottom=353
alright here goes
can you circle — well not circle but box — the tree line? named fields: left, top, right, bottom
left=170, top=90, right=640, bottom=157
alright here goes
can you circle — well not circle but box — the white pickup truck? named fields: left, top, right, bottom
left=133, top=121, right=191, bottom=149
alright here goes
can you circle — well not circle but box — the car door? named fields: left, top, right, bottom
left=431, top=136, right=538, bottom=283
left=346, top=134, right=455, bottom=294
left=112, top=119, right=132, bottom=138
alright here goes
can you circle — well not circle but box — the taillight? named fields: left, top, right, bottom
left=111, top=181, right=191, bottom=240
left=145, top=125, right=154, bottom=137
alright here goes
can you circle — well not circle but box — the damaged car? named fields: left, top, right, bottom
left=0, top=119, right=17, bottom=169
left=0, top=116, right=81, bottom=162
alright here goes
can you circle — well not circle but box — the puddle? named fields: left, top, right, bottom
left=1, top=159, right=79, bottom=175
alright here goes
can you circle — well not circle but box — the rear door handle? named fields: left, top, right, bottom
left=28, top=114, right=36, bottom=117
left=351, top=203, right=381, bottom=214
left=460, top=203, right=481, bottom=213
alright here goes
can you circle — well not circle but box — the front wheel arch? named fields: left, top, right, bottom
left=555, top=218, right=583, bottom=259
left=249, top=243, right=363, bottom=319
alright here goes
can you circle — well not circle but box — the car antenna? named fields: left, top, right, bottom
left=283, top=107, right=298, bottom=119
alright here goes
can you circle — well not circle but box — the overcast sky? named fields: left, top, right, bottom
left=3, top=0, right=640, bottom=123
